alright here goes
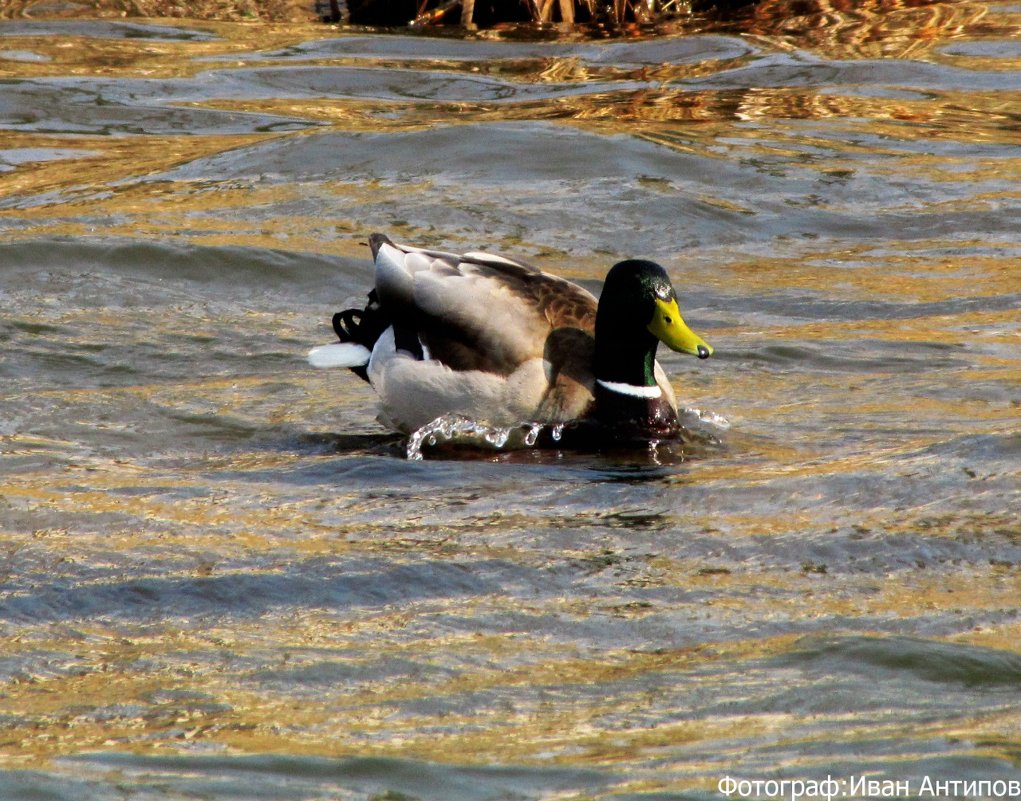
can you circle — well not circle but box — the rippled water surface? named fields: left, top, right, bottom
left=1, top=3, right=1020, bottom=799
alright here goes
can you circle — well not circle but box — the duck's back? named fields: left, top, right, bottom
left=359, top=236, right=603, bottom=431
left=371, top=235, right=598, bottom=377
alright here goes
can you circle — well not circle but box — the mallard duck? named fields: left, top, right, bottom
left=308, top=234, right=713, bottom=440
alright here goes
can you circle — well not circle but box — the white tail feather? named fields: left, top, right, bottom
left=307, top=342, right=371, bottom=369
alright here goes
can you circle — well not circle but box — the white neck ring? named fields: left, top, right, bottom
left=596, top=379, right=662, bottom=399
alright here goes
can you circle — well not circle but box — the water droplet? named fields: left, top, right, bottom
left=484, top=427, right=512, bottom=448
left=405, top=414, right=545, bottom=459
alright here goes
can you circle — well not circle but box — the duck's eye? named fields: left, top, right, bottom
left=664, top=315, right=673, bottom=324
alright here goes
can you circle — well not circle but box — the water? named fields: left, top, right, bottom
left=1, top=3, right=1020, bottom=799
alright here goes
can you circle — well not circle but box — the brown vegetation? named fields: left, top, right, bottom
left=0, top=0, right=985, bottom=41
left=0, top=0, right=756, bottom=26
left=0, top=0, right=319, bottom=22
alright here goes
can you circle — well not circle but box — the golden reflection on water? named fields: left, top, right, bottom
left=720, top=0, right=1013, bottom=61
left=3, top=347, right=1019, bottom=773
left=0, top=134, right=264, bottom=202
left=3, top=516, right=1019, bottom=778
left=1, top=4, right=1020, bottom=791
left=0, top=4, right=1018, bottom=257
left=3, top=366, right=1018, bottom=775
left=0, top=22, right=327, bottom=79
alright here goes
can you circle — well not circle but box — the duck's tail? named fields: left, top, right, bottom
left=307, top=341, right=370, bottom=370
left=308, top=288, right=390, bottom=382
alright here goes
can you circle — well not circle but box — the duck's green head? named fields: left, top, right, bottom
left=600, top=260, right=713, bottom=360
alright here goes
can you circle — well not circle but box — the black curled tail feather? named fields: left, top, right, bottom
left=331, top=289, right=389, bottom=382
left=332, top=309, right=364, bottom=343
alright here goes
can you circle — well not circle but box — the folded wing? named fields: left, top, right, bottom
left=371, top=235, right=597, bottom=377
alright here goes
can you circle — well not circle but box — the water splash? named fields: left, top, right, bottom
left=406, top=414, right=581, bottom=460
left=405, top=412, right=730, bottom=460
left=406, top=414, right=520, bottom=460
left=685, top=408, right=731, bottom=429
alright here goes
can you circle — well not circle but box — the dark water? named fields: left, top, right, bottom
left=1, top=4, right=1020, bottom=799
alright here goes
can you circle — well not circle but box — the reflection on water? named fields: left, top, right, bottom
left=733, top=0, right=1006, bottom=60
left=1, top=2, right=1020, bottom=799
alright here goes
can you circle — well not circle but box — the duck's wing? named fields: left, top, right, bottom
left=370, top=234, right=597, bottom=376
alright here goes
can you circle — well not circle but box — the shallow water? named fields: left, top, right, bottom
left=1, top=3, right=1020, bottom=799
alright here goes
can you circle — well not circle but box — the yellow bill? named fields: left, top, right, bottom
left=647, top=297, right=713, bottom=359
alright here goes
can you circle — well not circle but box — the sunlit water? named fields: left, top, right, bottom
left=1, top=3, right=1020, bottom=799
